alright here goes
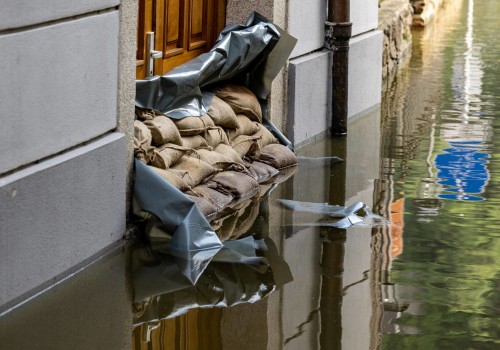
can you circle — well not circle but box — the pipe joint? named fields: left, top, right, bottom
left=325, top=21, right=352, bottom=51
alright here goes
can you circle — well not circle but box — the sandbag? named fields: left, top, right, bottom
left=246, top=161, right=279, bottom=183
left=172, top=156, right=218, bottom=187
left=226, top=114, right=260, bottom=141
left=257, top=144, right=299, bottom=169
left=205, top=127, right=229, bottom=148
left=216, top=84, right=262, bottom=123
left=253, top=123, right=278, bottom=149
left=186, top=194, right=218, bottom=218
left=150, top=143, right=190, bottom=169
left=143, top=115, right=182, bottom=146
left=173, top=114, right=215, bottom=136
left=208, top=171, right=259, bottom=199
left=134, top=120, right=153, bottom=163
left=230, top=135, right=261, bottom=159
left=214, top=143, right=245, bottom=165
left=188, top=184, right=234, bottom=211
left=135, top=108, right=155, bottom=121
left=192, top=149, right=246, bottom=171
left=148, top=166, right=191, bottom=191
left=207, top=96, right=239, bottom=129
left=181, top=135, right=209, bottom=149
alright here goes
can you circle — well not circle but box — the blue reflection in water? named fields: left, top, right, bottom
left=435, top=141, right=489, bottom=200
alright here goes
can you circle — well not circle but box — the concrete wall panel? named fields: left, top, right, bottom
left=0, top=0, right=119, bottom=31
left=288, top=0, right=326, bottom=58
left=348, top=30, right=383, bottom=119
left=288, top=50, right=332, bottom=147
left=0, top=133, right=126, bottom=307
left=351, top=0, right=379, bottom=37
left=0, top=11, right=119, bottom=174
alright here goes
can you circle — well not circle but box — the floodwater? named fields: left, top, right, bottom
left=1, top=0, right=499, bottom=349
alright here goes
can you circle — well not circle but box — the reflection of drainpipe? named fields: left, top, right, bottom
left=325, top=0, right=352, bottom=134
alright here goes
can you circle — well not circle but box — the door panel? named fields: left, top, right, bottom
left=136, top=0, right=226, bottom=79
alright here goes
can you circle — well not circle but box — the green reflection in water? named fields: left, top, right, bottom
left=380, top=0, right=500, bottom=348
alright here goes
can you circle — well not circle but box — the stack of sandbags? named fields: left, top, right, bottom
left=134, top=84, right=298, bottom=225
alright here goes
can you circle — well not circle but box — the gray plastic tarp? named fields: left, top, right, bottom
left=135, top=12, right=297, bottom=118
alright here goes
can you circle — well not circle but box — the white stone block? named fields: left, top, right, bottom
left=0, top=0, right=119, bottom=31
left=351, top=0, right=379, bottom=37
left=0, top=133, right=126, bottom=307
left=288, top=50, right=332, bottom=147
left=288, top=0, right=327, bottom=58
left=0, top=11, right=119, bottom=174
left=348, top=30, right=383, bottom=119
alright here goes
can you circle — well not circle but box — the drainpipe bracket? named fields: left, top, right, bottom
left=325, top=21, right=352, bottom=52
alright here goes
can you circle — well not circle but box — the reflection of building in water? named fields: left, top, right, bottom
left=431, top=0, right=491, bottom=201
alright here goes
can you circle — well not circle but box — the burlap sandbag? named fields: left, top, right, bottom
left=188, top=184, right=234, bottom=211
left=205, top=126, right=229, bottom=148
left=143, top=115, right=182, bottom=146
left=173, top=114, right=215, bottom=136
left=226, top=114, right=260, bottom=140
left=208, top=171, right=259, bottom=199
left=181, top=135, right=208, bottom=149
left=172, top=156, right=219, bottom=187
left=150, top=143, right=190, bottom=169
left=216, top=84, right=262, bottom=123
left=148, top=166, right=191, bottom=191
left=215, top=212, right=239, bottom=242
left=214, top=143, right=245, bottom=165
left=253, top=123, right=278, bottom=149
left=230, top=134, right=261, bottom=159
left=207, top=96, right=239, bottom=129
left=186, top=194, right=218, bottom=218
left=135, top=108, right=155, bottom=121
left=134, top=120, right=153, bottom=163
left=246, top=161, right=279, bottom=183
left=192, top=148, right=246, bottom=172
left=257, top=144, right=299, bottom=169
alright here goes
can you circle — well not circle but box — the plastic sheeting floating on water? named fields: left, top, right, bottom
left=276, top=200, right=386, bottom=229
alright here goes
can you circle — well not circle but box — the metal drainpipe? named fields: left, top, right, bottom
left=325, top=0, right=352, bottom=135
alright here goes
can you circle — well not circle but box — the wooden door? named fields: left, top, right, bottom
left=137, top=0, right=227, bottom=79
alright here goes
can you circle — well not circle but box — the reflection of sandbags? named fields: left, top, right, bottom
left=217, top=85, right=262, bottom=123
left=207, top=96, right=239, bottom=129
left=208, top=171, right=259, bottom=199
left=193, top=149, right=246, bottom=171
left=205, top=127, right=229, bottom=148
left=231, top=199, right=261, bottom=239
left=186, top=194, right=218, bottom=218
left=231, top=135, right=260, bottom=159
left=246, top=161, right=279, bottom=183
left=189, top=184, right=234, bottom=211
left=254, top=123, right=278, bottom=149
left=143, top=116, right=182, bottom=146
left=257, top=144, right=299, bottom=169
left=173, top=114, right=215, bottom=136
left=181, top=135, right=208, bottom=149
left=172, top=156, right=218, bottom=187
left=134, top=120, right=153, bottom=163
left=214, top=143, right=245, bottom=165
left=149, top=166, right=191, bottom=191
left=274, top=165, right=298, bottom=184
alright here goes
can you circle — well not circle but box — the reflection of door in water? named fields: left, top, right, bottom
left=136, top=0, right=226, bottom=79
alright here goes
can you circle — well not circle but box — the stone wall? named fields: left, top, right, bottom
left=379, top=0, right=414, bottom=83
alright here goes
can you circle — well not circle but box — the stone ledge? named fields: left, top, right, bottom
left=379, top=0, right=414, bottom=81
